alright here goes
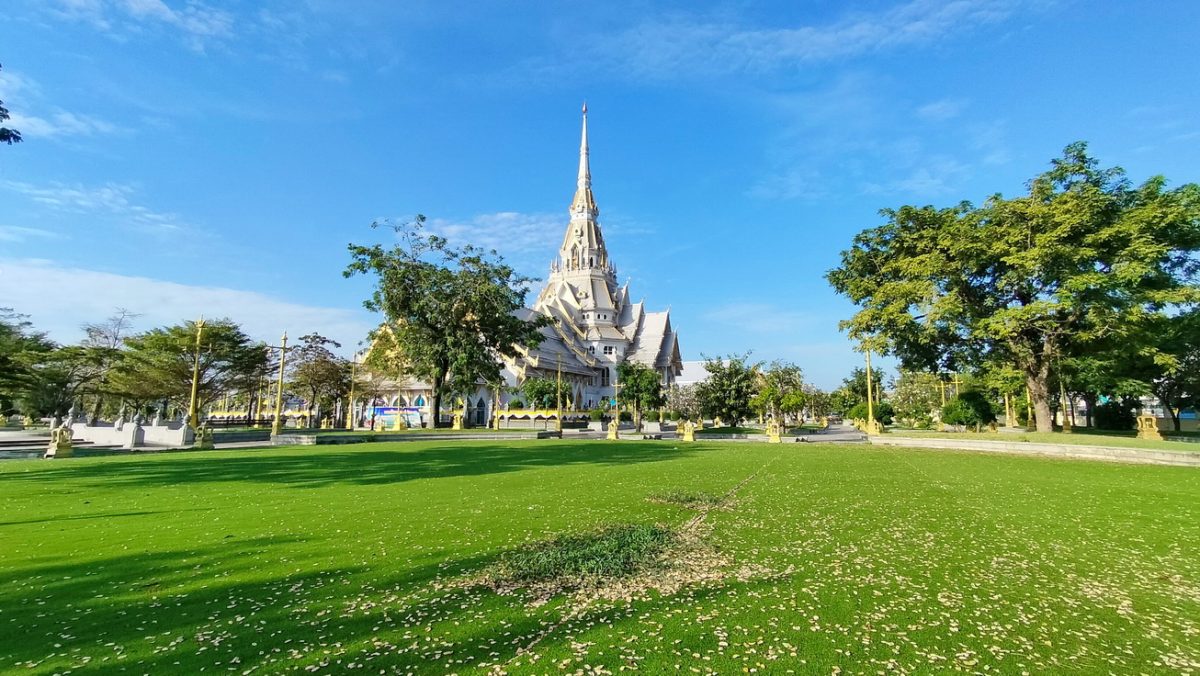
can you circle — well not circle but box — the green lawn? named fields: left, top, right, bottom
left=2, top=440, right=1198, bottom=673
left=894, top=428, right=1200, bottom=452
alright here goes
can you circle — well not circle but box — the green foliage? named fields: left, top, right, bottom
left=346, top=216, right=547, bottom=426
left=828, top=143, right=1200, bottom=432
left=520, top=376, right=570, bottom=409
left=891, top=370, right=943, bottom=427
left=644, top=410, right=660, bottom=422
left=508, top=399, right=525, bottom=409
left=695, top=353, right=759, bottom=425
left=667, top=410, right=681, bottom=421
left=749, top=360, right=804, bottom=420
left=0, top=308, right=54, bottom=415
left=497, top=524, right=672, bottom=585
left=616, top=361, right=664, bottom=416
left=588, top=407, right=605, bottom=421
left=941, top=392, right=996, bottom=430
left=619, top=411, right=633, bottom=422
left=1094, top=400, right=1136, bottom=431
left=289, top=333, right=351, bottom=418
left=847, top=401, right=894, bottom=425
left=111, top=319, right=267, bottom=411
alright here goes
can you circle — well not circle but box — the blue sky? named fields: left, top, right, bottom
left=1, top=0, right=1198, bottom=389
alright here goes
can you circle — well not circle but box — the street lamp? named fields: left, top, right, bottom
left=270, top=331, right=289, bottom=436
left=187, top=317, right=205, bottom=429
left=345, top=350, right=358, bottom=430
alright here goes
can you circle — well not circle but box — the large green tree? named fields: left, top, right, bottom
left=749, top=360, right=804, bottom=422
left=345, top=216, right=546, bottom=427
left=520, top=376, right=571, bottom=410
left=289, top=333, right=351, bottom=423
left=1123, top=310, right=1200, bottom=431
left=695, top=353, right=759, bottom=426
left=0, top=309, right=53, bottom=414
left=111, top=319, right=268, bottom=418
left=616, top=360, right=665, bottom=428
left=828, top=143, right=1200, bottom=432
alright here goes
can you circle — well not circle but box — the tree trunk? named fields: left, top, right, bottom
left=430, top=367, right=448, bottom=428
left=1026, top=368, right=1053, bottom=433
left=1083, top=393, right=1097, bottom=428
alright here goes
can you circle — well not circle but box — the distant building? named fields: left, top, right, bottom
left=360, top=106, right=683, bottom=426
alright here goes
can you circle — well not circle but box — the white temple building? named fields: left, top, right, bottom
left=363, top=106, right=683, bottom=426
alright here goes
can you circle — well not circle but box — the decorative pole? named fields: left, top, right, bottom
left=1059, top=379, right=1073, bottom=433
left=345, top=352, right=357, bottom=430
left=271, top=332, right=288, bottom=436
left=865, top=348, right=877, bottom=433
left=187, top=317, right=205, bottom=429
left=555, top=353, right=563, bottom=432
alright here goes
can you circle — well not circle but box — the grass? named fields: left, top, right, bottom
left=895, top=427, right=1200, bottom=452
left=2, top=440, right=1199, bottom=673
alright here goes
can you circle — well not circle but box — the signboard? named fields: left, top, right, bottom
left=371, top=406, right=422, bottom=429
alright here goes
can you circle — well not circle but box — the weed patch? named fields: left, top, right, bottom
left=496, top=524, right=671, bottom=587
left=647, top=490, right=728, bottom=510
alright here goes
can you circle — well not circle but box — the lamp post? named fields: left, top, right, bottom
left=345, top=352, right=357, bottom=430
left=187, top=317, right=205, bottom=429
left=270, top=332, right=289, bottom=436
left=555, top=353, right=563, bottom=432
left=864, top=348, right=876, bottom=432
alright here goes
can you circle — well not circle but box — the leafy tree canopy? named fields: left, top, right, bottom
left=346, top=216, right=546, bottom=426
left=111, top=319, right=267, bottom=413
left=616, top=360, right=664, bottom=419
left=828, top=143, right=1200, bottom=431
left=695, top=353, right=759, bottom=425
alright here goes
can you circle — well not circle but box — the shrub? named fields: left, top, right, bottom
left=619, top=411, right=633, bottom=422
left=667, top=410, right=681, bottom=421
left=589, top=408, right=605, bottom=421
left=644, top=410, right=660, bottom=422
left=1094, top=400, right=1136, bottom=430
left=847, top=401, right=894, bottom=425
left=941, top=392, right=996, bottom=431
left=509, top=399, right=525, bottom=409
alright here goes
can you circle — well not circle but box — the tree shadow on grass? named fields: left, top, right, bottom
left=0, top=532, right=594, bottom=673
left=0, top=440, right=700, bottom=490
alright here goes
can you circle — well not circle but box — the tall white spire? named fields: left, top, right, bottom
left=570, top=102, right=597, bottom=215
left=577, top=102, right=590, bottom=190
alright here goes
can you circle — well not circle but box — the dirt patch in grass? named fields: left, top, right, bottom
left=463, top=521, right=763, bottom=607
left=646, top=490, right=730, bottom=510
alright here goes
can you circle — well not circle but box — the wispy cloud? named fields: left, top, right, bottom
left=0, top=69, right=119, bottom=139
left=0, top=225, right=61, bottom=242
left=580, top=0, right=1025, bottom=78
left=0, top=259, right=374, bottom=352
left=49, top=0, right=234, bottom=51
left=6, top=110, right=117, bottom=137
left=425, top=211, right=562, bottom=272
left=916, top=98, right=967, bottom=121
left=1, top=180, right=185, bottom=233
left=702, top=302, right=812, bottom=334
left=862, top=156, right=969, bottom=197
left=748, top=168, right=826, bottom=201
